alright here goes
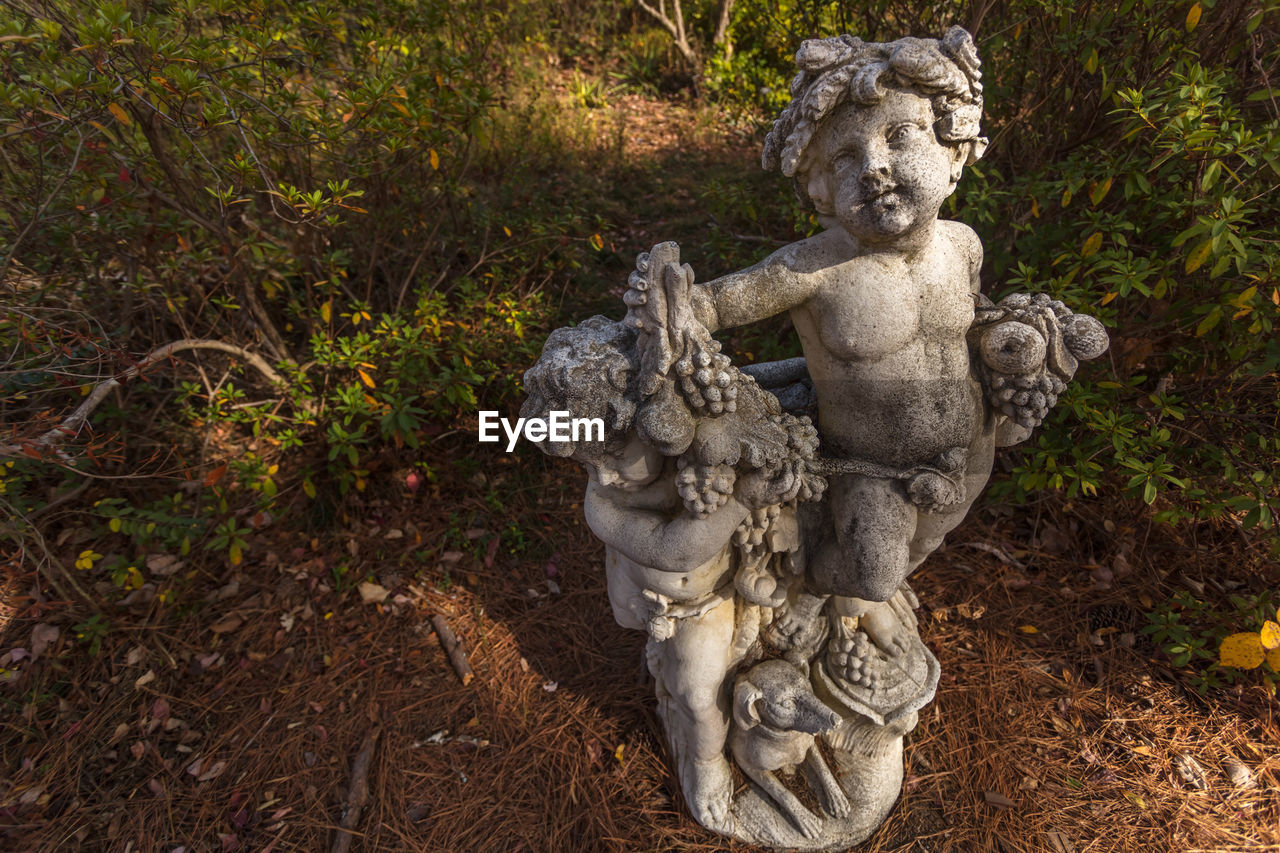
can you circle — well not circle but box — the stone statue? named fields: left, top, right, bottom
left=521, top=26, right=1108, bottom=850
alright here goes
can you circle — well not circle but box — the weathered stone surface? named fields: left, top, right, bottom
left=521, top=25, right=1107, bottom=849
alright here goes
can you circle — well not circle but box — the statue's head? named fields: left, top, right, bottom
left=521, top=316, right=661, bottom=486
left=761, top=27, right=987, bottom=244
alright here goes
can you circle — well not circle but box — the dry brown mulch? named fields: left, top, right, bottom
left=2, top=443, right=1278, bottom=853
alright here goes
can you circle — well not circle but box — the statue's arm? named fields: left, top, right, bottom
left=690, top=247, right=816, bottom=333
left=584, top=483, right=749, bottom=573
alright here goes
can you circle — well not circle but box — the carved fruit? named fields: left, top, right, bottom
left=980, top=321, right=1047, bottom=374
left=1060, top=313, right=1110, bottom=360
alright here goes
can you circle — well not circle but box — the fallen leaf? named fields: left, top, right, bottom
left=1121, top=790, right=1146, bottom=808
left=130, top=741, right=147, bottom=759
left=1219, top=632, right=1265, bottom=669
left=135, top=669, right=156, bottom=688
left=30, top=624, right=60, bottom=660
left=198, top=761, right=228, bottom=782
left=209, top=614, right=244, bottom=634
left=147, top=778, right=164, bottom=797
left=1018, top=625, right=1039, bottom=634
left=1259, top=620, right=1280, bottom=650
left=984, top=790, right=1016, bottom=809
left=358, top=582, right=389, bottom=604
left=1223, top=756, right=1256, bottom=789
left=1045, top=831, right=1076, bottom=853
left=543, top=680, right=558, bottom=692
left=147, top=554, right=183, bottom=576
left=1173, top=753, right=1207, bottom=790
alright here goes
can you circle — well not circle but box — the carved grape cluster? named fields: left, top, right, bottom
left=989, top=372, right=1067, bottom=427
left=674, top=340, right=738, bottom=415
left=1004, top=291, right=1071, bottom=320
left=828, top=632, right=880, bottom=690
left=733, top=504, right=781, bottom=550
left=675, top=457, right=736, bottom=519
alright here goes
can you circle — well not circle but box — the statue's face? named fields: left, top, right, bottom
left=804, top=88, right=964, bottom=244
left=591, top=436, right=662, bottom=489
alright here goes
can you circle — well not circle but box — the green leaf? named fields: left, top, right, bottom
left=1195, top=306, right=1222, bottom=336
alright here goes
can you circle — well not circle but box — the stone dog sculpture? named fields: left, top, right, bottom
left=521, top=27, right=1108, bottom=849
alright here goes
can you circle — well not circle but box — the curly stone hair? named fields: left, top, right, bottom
left=520, top=316, right=639, bottom=458
left=761, top=26, right=987, bottom=206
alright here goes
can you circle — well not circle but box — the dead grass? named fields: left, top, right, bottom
left=3, top=439, right=1278, bottom=853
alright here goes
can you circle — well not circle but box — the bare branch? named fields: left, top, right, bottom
left=637, top=0, right=699, bottom=66
left=713, top=0, right=736, bottom=59
left=1, top=338, right=310, bottom=458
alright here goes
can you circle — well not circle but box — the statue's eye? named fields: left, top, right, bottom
left=887, top=124, right=915, bottom=146
left=833, top=152, right=859, bottom=173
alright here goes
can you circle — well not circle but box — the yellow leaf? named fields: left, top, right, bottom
left=503, top=226, right=512, bottom=237
left=1081, top=232, right=1103, bottom=258
left=1186, top=2, right=1202, bottom=31
left=429, top=148, right=440, bottom=170
left=590, top=233, right=604, bottom=251
left=126, top=567, right=144, bottom=590
left=1219, top=632, right=1265, bottom=670
left=1062, top=187, right=1073, bottom=207
left=1101, top=291, right=1118, bottom=306
left=1260, top=621, right=1280, bottom=650
left=358, top=369, right=376, bottom=389
left=614, top=744, right=625, bottom=763
left=1030, top=196, right=1040, bottom=218
left=1268, top=646, right=1280, bottom=672
left=1090, top=176, right=1113, bottom=206
left=1084, top=48, right=1098, bottom=74
left=1184, top=239, right=1212, bottom=274
left=109, top=518, right=122, bottom=532
left=355, top=476, right=366, bottom=492
left=1234, top=285, right=1258, bottom=307
left=107, top=102, right=131, bottom=126
left=320, top=301, right=332, bottom=323
left=303, top=479, right=317, bottom=499
left=229, top=543, right=243, bottom=566
left=1018, top=625, right=1038, bottom=634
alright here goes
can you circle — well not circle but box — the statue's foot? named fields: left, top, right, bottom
left=683, top=755, right=733, bottom=828
left=821, top=777, right=852, bottom=819
left=857, top=599, right=912, bottom=658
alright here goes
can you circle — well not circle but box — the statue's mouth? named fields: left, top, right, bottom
left=861, top=185, right=898, bottom=206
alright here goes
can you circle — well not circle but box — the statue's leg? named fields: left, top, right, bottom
left=809, top=474, right=916, bottom=601
left=655, top=597, right=737, bottom=828
left=907, top=428, right=997, bottom=572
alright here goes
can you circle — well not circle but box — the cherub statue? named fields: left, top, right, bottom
left=520, top=315, right=819, bottom=829
left=526, top=26, right=1107, bottom=850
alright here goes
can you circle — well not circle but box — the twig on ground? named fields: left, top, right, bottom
left=431, top=614, right=475, bottom=686
left=330, top=726, right=382, bottom=853
left=0, top=337, right=313, bottom=458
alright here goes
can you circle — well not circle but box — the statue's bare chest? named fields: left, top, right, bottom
left=799, top=252, right=972, bottom=363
